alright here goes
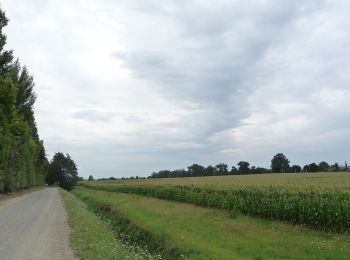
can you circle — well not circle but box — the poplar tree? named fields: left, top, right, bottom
left=0, top=7, right=48, bottom=193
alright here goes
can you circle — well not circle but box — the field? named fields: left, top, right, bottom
left=67, top=172, right=350, bottom=259
left=91, top=172, right=350, bottom=188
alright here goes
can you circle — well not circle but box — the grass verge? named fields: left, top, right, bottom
left=73, top=186, right=350, bottom=260
left=59, top=188, right=146, bottom=260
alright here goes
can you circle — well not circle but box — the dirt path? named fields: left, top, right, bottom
left=0, top=187, right=76, bottom=260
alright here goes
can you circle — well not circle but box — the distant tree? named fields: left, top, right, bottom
left=305, top=163, right=318, bottom=172
left=230, top=166, right=238, bottom=175
left=238, top=161, right=250, bottom=174
left=249, top=166, right=269, bottom=174
left=318, top=161, right=329, bottom=172
left=88, top=175, right=94, bottom=181
left=171, top=169, right=187, bottom=178
left=271, top=153, right=290, bottom=173
left=250, top=166, right=257, bottom=173
left=334, top=163, right=339, bottom=172
left=345, top=161, right=348, bottom=172
left=152, top=170, right=171, bottom=178
left=205, top=165, right=216, bottom=176
left=188, top=164, right=205, bottom=177
left=215, top=163, right=228, bottom=175
left=290, top=165, right=302, bottom=173
left=46, top=152, right=79, bottom=190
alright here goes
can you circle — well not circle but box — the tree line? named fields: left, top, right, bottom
left=0, top=8, right=49, bottom=193
left=149, top=153, right=348, bottom=179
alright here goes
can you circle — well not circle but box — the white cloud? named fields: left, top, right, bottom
left=1, top=0, right=349, bottom=177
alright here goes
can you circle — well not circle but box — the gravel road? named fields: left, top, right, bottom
left=0, top=187, right=76, bottom=260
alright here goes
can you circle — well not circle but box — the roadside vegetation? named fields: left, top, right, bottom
left=72, top=186, right=350, bottom=260
left=60, top=188, right=147, bottom=260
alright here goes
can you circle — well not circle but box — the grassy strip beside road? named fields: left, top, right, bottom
left=72, top=186, right=350, bottom=260
left=60, top=189, right=145, bottom=260
left=81, top=182, right=350, bottom=233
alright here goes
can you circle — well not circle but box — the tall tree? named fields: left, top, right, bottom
left=271, top=153, right=290, bottom=173
left=238, top=161, right=250, bottom=174
left=0, top=8, right=13, bottom=76
left=307, top=163, right=319, bottom=172
left=188, top=164, right=205, bottom=177
left=318, top=161, right=329, bottom=172
left=0, top=7, right=48, bottom=193
left=47, top=152, right=79, bottom=190
left=205, top=165, right=216, bottom=176
left=290, top=165, right=302, bottom=173
left=215, top=163, right=228, bottom=175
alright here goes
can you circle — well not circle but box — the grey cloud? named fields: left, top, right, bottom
left=112, top=1, right=316, bottom=145
left=72, top=109, right=115, bottom=123
left=2, top=0, right=349, bottom=178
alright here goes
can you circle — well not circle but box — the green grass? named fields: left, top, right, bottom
left=72, top=186, right=350, bottom=260
left=59, top=188, right=146, bottom=260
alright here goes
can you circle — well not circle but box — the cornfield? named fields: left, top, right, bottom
left=81, top=182, right=350, bottom=233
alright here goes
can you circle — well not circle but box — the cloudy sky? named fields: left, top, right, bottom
left=2, top=0, right=349, bottom=178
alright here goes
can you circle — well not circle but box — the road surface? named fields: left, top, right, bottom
left=0, top=188, right=76, bottom=260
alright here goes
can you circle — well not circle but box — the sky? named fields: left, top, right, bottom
left=1, top=0, right=349, bottom=178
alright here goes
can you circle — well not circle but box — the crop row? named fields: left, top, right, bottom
left=81, top=183, right=350, bottom=233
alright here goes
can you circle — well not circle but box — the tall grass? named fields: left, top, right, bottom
left=81, top=183, right=350, bottom=233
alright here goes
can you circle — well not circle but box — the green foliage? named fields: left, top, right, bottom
left=271, top=153, right=290, bottom=173
left=0, top=77, right=16, bottom=113
left=81, top=182, right=350, bottom=233
left=290, top=165, right=302, bottom=173
left=319, top=161, right=330, bottom=172
left=215, top=163, right=228, bottom=175
left=303, top=163, right=319, bottom=172
left=150, top=162, right=271, bottom=178
left=0, top=7, right=48, bottom=193
left=237, top=161, right=250, bottom=174
left=0, top=9, right=13, bottom=75
left=47, top=152, right=79, bottom=191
